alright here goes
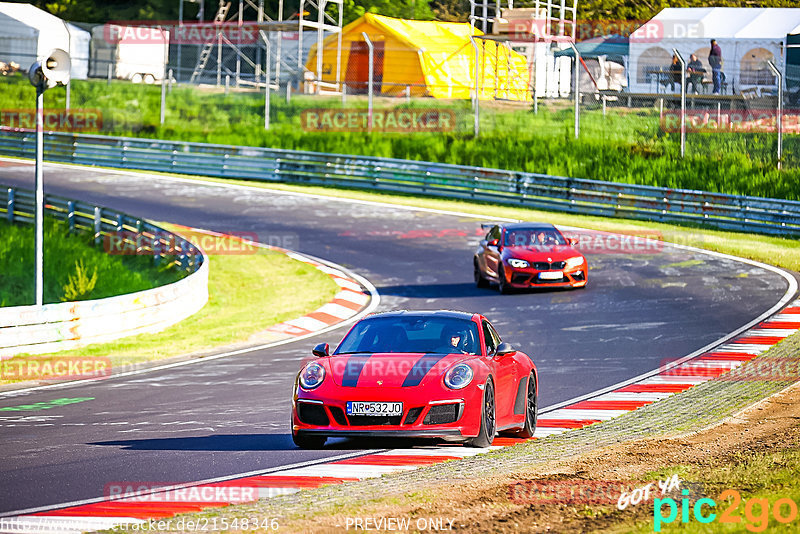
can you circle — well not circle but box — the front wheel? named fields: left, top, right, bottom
left=292, top=431, right=327, bottom=449
left=497, top=266, right=511, bottom=294
left=474, top=259, right=489, bottom=288
left=515, top=372, right=538, bottom=438
left=468, top=379, right=496, bottom=448
left=291, top=417, right=327, bottom=449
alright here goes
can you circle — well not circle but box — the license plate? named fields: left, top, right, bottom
left=346, top=401, right=403, bottom=416
left=539, top=271, right=564, bottom=280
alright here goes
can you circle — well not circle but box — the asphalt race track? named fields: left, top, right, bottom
left=0, top=160, right=794, bottom=514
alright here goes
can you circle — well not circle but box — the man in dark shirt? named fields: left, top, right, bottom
left=708, top=39, right=723, bottom=94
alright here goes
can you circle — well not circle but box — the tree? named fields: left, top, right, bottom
left=430, top=0, right=469, bottom=22
left=342, top=0, right=435, bottom=24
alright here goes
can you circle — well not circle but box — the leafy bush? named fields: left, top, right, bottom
left=61, top=259, right=98, bottom=301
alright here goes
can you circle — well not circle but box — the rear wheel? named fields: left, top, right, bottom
left=468, top=380, right=496, bottom=448
left=474, top=259, right=489, bottom=288
left=515, top=372, right=538, bottom=438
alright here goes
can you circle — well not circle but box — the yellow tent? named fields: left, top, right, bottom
left=305, top=13, right=531, bottom=101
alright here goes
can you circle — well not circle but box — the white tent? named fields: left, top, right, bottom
left=0, top=2, right=90, bottom=79
left=628, top=8, right=800, bottom=94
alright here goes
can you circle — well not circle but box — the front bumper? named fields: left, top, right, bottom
left=504, top=266, right=587, bottom=288
left=292, top=385, right=483, bottom=441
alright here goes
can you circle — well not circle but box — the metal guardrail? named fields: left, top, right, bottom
left=0, top=129, right=798, bottom=236
left=0, top=185, right=207, bottom=358
left=3, top=186, right=203, bottom=273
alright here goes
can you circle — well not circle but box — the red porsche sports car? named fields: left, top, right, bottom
left=474, top=222, right=588, bottom=293
left=291, top=310, right=538, bottom=449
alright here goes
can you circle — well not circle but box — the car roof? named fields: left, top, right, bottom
left=364, top=310, right=478, bottom=322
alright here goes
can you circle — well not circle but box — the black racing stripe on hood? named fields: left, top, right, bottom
left=402, top=354, right=448, bottom=388
left=341, top=355, right=371, bottom=387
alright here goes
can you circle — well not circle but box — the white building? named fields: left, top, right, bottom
left=0, top=2, right=90, bottom=79
left=629, top=7, right=800, bottom=94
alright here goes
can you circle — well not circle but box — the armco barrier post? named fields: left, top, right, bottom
left=93, top=206, right=102, bottom=246
left=7, top=188, right=13, bottom=224
left=67, top=200, right=75, bottom=231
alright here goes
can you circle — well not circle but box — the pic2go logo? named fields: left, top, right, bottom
left=655, top=489, right=800, bottom=532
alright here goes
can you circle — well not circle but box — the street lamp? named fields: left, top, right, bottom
left=28, top=49, right=71, bottom=306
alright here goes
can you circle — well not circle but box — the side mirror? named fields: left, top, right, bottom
left=496, top=342, right=516, bottom=356
left=312, top=343, right=329, bottom=357
left=567, top=237, right=578, bottom=247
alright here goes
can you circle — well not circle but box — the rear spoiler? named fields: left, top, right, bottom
left=480, top=223, right=498, bottom=230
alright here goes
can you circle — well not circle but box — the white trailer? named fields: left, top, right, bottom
left=90, top=24, right=169, bottom=83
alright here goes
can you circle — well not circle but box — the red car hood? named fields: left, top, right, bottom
left=327, top=353, right=468, bottom=388
left=502, top=245, right=581, bottom=263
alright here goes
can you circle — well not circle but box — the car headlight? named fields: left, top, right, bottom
left=508, top=258, right=529, bottom=269
left=299, top=362, right=326, bottom=390
left=444, top=363, right=474, bottom=390
left=565, top=256, right=585, bottom=269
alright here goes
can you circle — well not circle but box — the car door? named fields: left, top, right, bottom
left=481, top=226, right=502, bottom=280
left=483, top=320, right=516, bottom=428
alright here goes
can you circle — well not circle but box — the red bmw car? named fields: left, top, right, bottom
left=474, top=223, right=588, bottom=293
left=291, top=310, right=538, bottom=449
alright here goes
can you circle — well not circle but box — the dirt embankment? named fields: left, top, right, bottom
left=288, top=381, right=800, bottom=533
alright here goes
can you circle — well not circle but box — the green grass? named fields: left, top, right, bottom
left=0, top=217, right=183, bottom=306
left=0, top=227, right=340, bottom=384
left=1, top=73, right=797, bottom=200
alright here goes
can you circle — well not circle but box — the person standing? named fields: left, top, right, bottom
left=668, top=54, right=682, bottom=92
left=708, top=39, right=723, bottom=94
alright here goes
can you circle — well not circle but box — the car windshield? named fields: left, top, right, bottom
left=504, top=227, right=566, bottom=247
left=336, top=316, right=481, bottom=355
